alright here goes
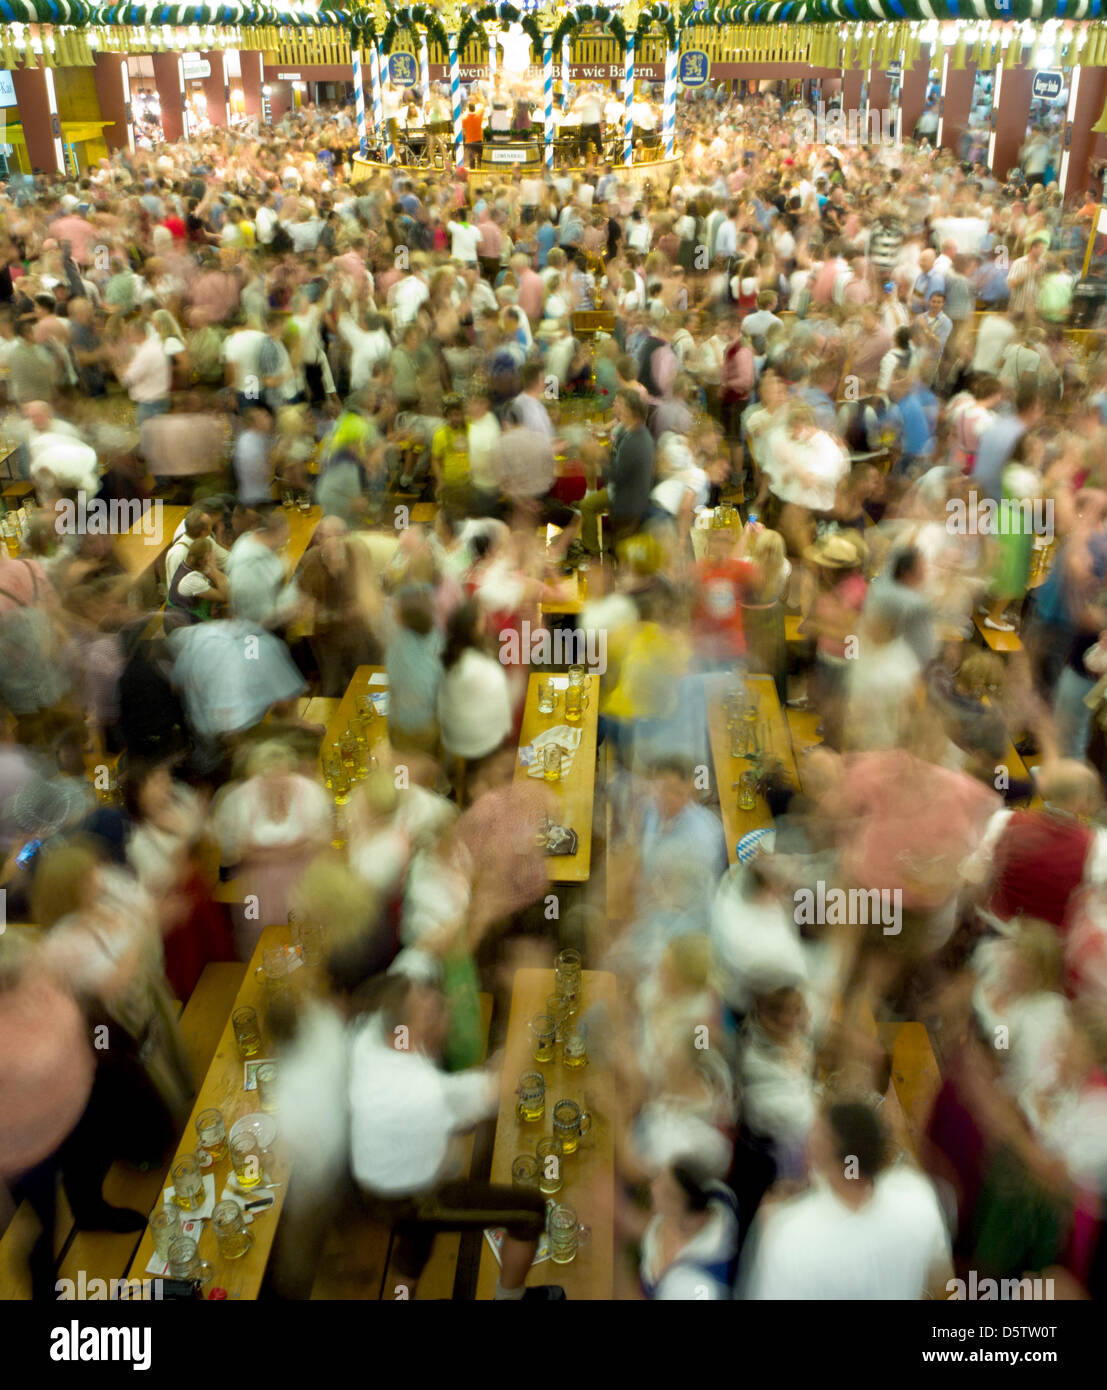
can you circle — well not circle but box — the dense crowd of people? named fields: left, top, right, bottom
left=1, top=72, right=1107, bottom=1303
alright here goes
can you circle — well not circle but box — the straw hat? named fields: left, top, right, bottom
left=802, top=531, right=868, bottom=570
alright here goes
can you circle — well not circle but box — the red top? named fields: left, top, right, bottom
left=692, top=556, right=756, bottom=662
left=989, top=809, right=1093, bottom=930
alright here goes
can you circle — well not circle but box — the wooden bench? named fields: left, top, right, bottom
left=878, top=1022, right=943, bottom=1156
left=48, top=961, right=245, bottom=1299
left=973, top=614, right=1023, bottom=654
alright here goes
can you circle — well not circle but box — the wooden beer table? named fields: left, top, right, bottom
left=283, top=504, right=322, bottom=574
left=704, top=673, right=800, bottom=862
left=319, top=665, right=391, bottom=770
left=113, top=503, right=189, bottom=592
left=514, top=672, right=599, bottom=884
left=127, top=923, right=312, bottom=1300
left=475, top=968, right=616, bottom=1301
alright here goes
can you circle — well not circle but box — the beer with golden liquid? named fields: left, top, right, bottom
left=233, top=1007, right=262, bottom=1059
left=543, top=744, right=561, bottom=784
left=218, top=1229, right=253, bottom=1260
left=230, top=1136, right=262, bottom=1191
left=517, top=1072, right=545, bottom=1123
left=564, top=685, right=583, bottom=724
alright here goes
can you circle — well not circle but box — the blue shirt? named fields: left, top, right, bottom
left=536, top=222, right=556, bottom=269
left=898, top=384, right=939, bottom=460
left=972, top=413, right=1026, bottom=504
left=911, top=268, right=947, bottom=311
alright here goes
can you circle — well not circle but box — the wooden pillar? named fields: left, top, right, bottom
left=201, top=51, right=229, bottom=127
left=240, top=49, right=263, bottom=120
left=1062, top=65, right=1107, bottom=202
left=12, top=65, right=64, bottom=173
left=93, top=52, right=133, bottom=153
left=899, top=43, right=931, bottom=137
left=940, top=60, right=977, bottom=154
left=152, top=51, right=186, bottom=143
left=990, top=46, right=1032, bottom=182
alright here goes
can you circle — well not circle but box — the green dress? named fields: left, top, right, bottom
left=992, top=462, right=1039, bottom=603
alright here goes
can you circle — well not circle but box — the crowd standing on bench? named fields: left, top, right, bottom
left=2, top=80, right=1107, bottom=1301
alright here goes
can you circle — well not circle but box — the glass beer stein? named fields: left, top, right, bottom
left=552, top=1099, right=592, bottom=1155
left=195, top=1108, right=228, bottom=1165
left=212, top=1200, right=254, bottom=1261
left=530, top=1013, right=556, bottom=1064
left=516, top=1071, right=546, bottom=1123
left=537, top=1137, right=564, bottom=1195
left=170, top=1155, right=204, bottom=1212
left=547, top=1204, right=590, bottom=1265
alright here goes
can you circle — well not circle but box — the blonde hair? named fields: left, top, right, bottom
left=748, top=527, right=787, bottom=601
left=245, top=740, right=299, bottom=779
left=32, top=839, right=101, bottom=930
left=289, top=856, right=378, bottom=950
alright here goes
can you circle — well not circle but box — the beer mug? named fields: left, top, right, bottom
left=543, top=744, right=562, bottom=784
left=297, top=492, right=311, bottom=514
left=171, top=1155, right=204, bottom=1212
left=516, top=1071, right=546, bottom=1123
left=737, top=770, right=757, bottom=812
left=212, top=1200, right=254, bottom=1261
left=564, top=684, right=584, bottom=725
left=547, top=1203, right=590, bottom=1265
left=555, top=949, right=582, bottom=1016
left=530, top=1013, right=556, bottom=1064
left=537, top=681, right=556, bottom=716
left=563, top=1022, right=588, bottom=1070
left=149, top=1204, right=181, bottom=1261
left=255, top=949, right=290, bottom=992
left=195, top=1108, right=228, bottom=1165
left=567, top=665, right=586, bottom=689
left=333, top=764, right=352, bottom=807
left=537, top=1137, right=564, bottom=1195
left=281, top=489, right=294, bottom=511
left=545, top=993, right=569, bottom=1041
left=552, top=1099, right=592, bottom=1155
left=339, top=731, right=357, bottom=773
left=167, top=1236, right=202, bottom=1281
left=257, top=1063, right=278, bottom=1115
left=232, top=1006, right=262, bottom=1059
left=296, top=922, right=325, bottom=967
left=230, top=1133, right=262, bottom=1192
left=511, top=1155, right=540, bottom=1193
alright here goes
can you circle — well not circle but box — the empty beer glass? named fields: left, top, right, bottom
left=195, top=1108, right=228, bottom=1165
left=516, top=1071, right=546, bottom=1123
left=232, top=1006, right=262, bottom=1059
left=171, top=1155, right=204, bottom=1212
left=537, top=681, right=556, bottom=716
left=149, top=1204, right=181, bottom=1261
left=212, top=1200, right=254, bottom=1261
left=511, top=1155, right=540, bottom=1193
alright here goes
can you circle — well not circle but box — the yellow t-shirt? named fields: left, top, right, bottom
left=432, top=424, right=470, bottom=486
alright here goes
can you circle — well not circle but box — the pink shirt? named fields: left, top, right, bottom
left=0, top=973, right=93, bottom=1179
left=122, top=333, right=170, bottom=403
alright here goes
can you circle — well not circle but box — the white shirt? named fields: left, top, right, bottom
left=743, top=1168, right=951, bottom=1299
left=221, top=328, right=267, bottom=389
left=255, top=205, right=278, bottom=245
left=389, top=274, right=430, bottom=330
left=447, top=220, right=482, bottom=263
left=348, top=1016, right=497, bottom=1196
